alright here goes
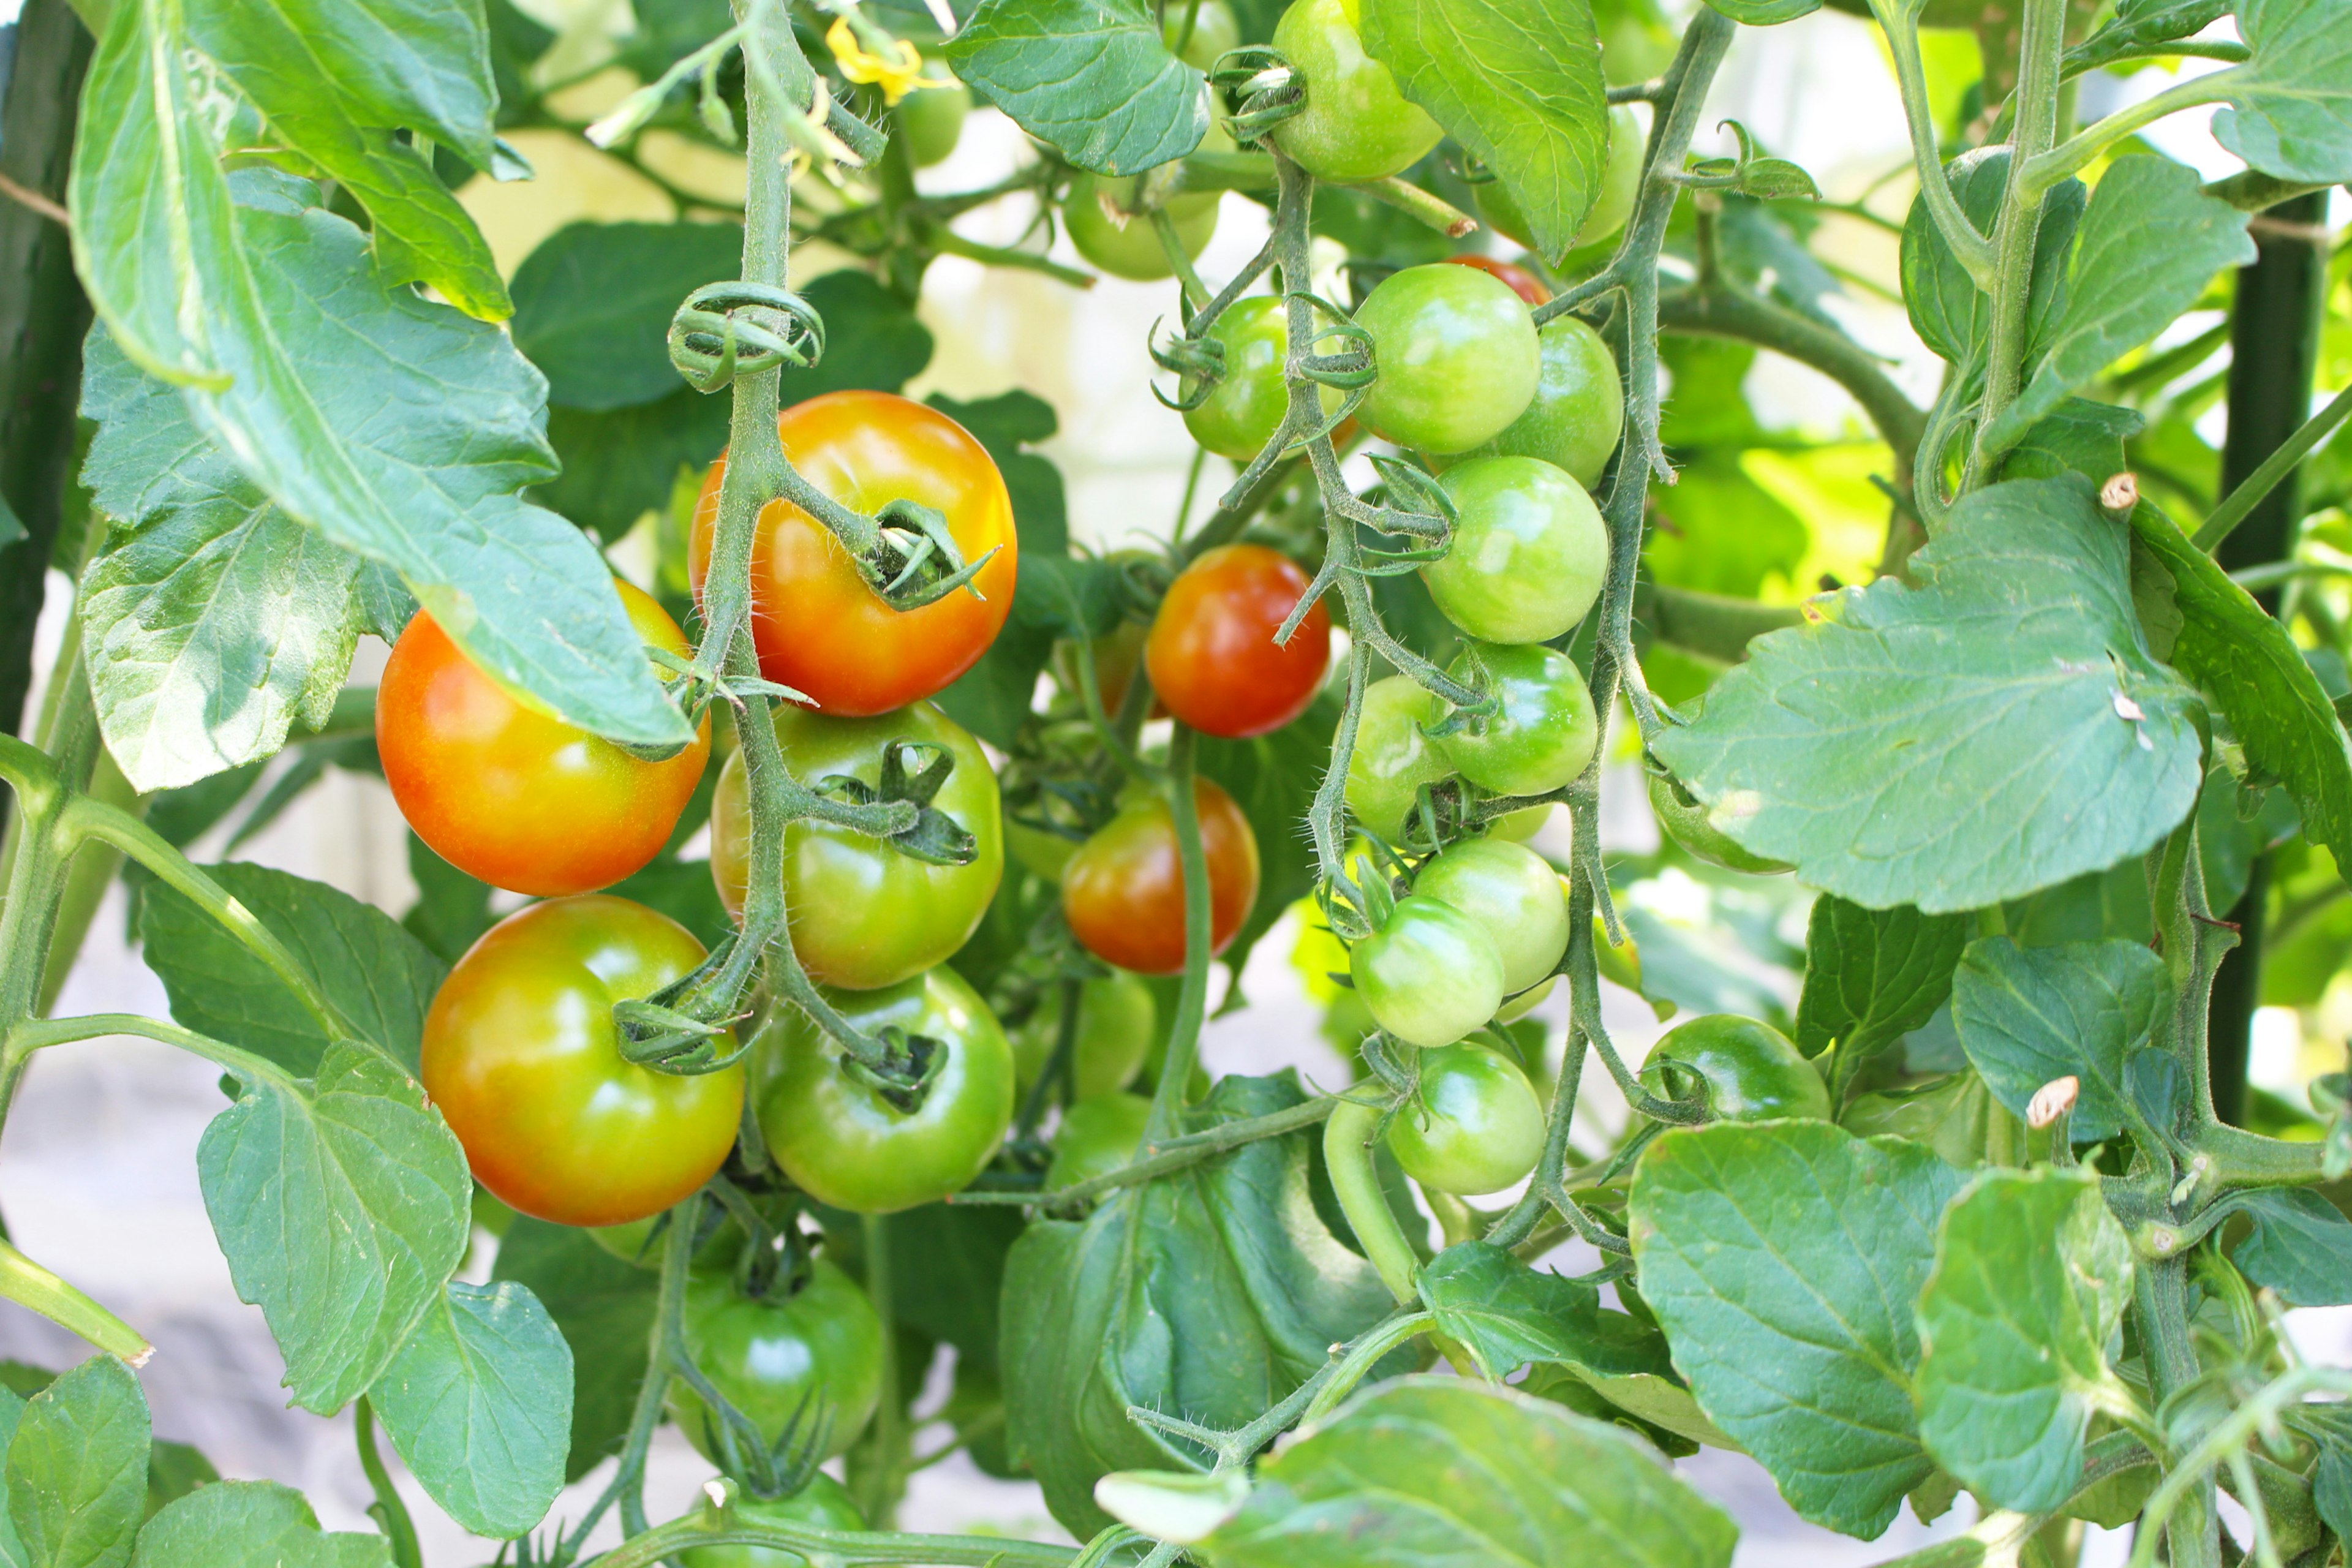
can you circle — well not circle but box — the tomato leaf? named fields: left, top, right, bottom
left=1899, top=149, right=2083, bottom=372
left=1915, top=1168, right=2135, bottom=1513
left=1950, top=936, right=2173, bottom=1143
left=127, top=1480, right=393, bottom=1568
left=1358, top=0, right=1608, bottom=264
left=199, top=1044, right=472, bottom=1414
left=1629, top=1121, right=1965, bottom=1538
left=2000, top=399, right=2144, bottom=484
left=5, top=1355, right=149, bottom=1568
left=489, top=1219, right=658, bottom=1482
left=1700, top=0, right=1819, bottom=28
left=1192, top=1378, right=1738, bottom=1568
left=2211, top=0, right=2352, bottom=185
left=368, top=1281, right=573, bottom=1539
left=1792, top=897, right=1971, bottom=1063
left=2223, top=1188, right=2352, bottom=1307
left=931, top=390, right=1071, bottom=749
left=944, top=0, right=1208, bottom=175
left=511, top=222, right=747, bottom=412
left=1651, top=475, right=2206, bottom=912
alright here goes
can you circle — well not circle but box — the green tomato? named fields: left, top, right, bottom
left=1344, top=674, right=1452, bottom=841
left=1385, top=1042, right=1545, bottom=1194
left=1005, top=814, right=1083, bottom=882
left=1449, top=316, right=1625, bottom=490
left=1268, top=0, right=1442, bottom=183
left=1430, top=643, right=1599, bottom=798
left=1488, top=802, right=1551, bottom=842
left=1495, top=973, right=1555, bottom=1023
left=756, top=967, right=1016, bottom=1213
left=1011, top=973, right=1158, bottom=1100
left=896, top=77, right=969, bottom=168
left=1183, top=296, right=1291, bottom=462
left=1352, top=264, right=1540, bottom=455
left=1047, top=1091, right=1153, bottom=1190
left=1647, top=767, right=1792, bottom=875
left=1066, top=172, right=1219, bottom=281
left=1163, top=0, right=1240, bottom=67
left=1425, top=455, right=1606, bottom=644
left=677, top=1472, right=865, bottom=1568
left=1411, top=838, right=1570, bottom=996
left=1351, top=894, right=1506, bottom=1048
left=1650, top=1014, right=1830, bottom=1122
left=1476, top=104, right=1646, bottom=253
left=668, top=1259, right=885, bottom=1464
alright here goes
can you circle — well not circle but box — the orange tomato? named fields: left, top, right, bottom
left=1144, top=544, right=1331, bottom=739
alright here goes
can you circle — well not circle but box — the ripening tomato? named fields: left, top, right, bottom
left=1425, top=456, right=1607, bottom=644
left=1268, top=0, right=1442, bottom=183
left=676, top=1472, right=865, bottom=1568
left=1430, top=643, right=1599, bottom=798
left=1145, top=544, right=1331, bottom=739
left=710, top=701, right=1003, bottom=990
left=1442, top=253, right=1550, bottom=306
left=1477, top=104, right=1647, bottom=254
left=1046, top=1092, right=1153, bottom=1191
left=1351, top=264, right=1540, bottom=455
left=1012, top=973, right=1158, bottom=1100
left=1343, top=674, right=1453, bottom=842
left=1350, top=894, right=1505, bottom=1048
left=691, top=391, right=1018, bottom=716
left=1385, top=1042, right=1545, bottom=1194
left=421, top=896, right=745, bottom=1228
left=668, top=1260, right=885, bottom=1464
left=756, top=966, right=1016, bottom=1213
left=1648, top=766, right=1793, bottom=875
left=1449, top=316, right=1626, bottom=491
left=378, top=581, right=710, bottom=897
left=1063, top=778, right=1261, bottom=974
left=1411, top=838, right=1570, bottom=996
left=1649, top=1014, right=1830, bottom=1121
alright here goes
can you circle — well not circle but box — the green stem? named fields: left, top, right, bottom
left=849, top=1211, right=907, bottom=1528
left=1339, top=175, right=1476, bottom=237
left=1969, top=0, right=2068, bottom=478
left=354, top=1398, right=424, bottom=1568
left=951, top=1096, right=1340, bottom=1208
left=0, top=1233, right=149, bottom=1365
left=2024, top=70, right=2239, bottom=197
left=597, top=1514, right=1076, bottom=1568
left=1639, top=582, right=1804, bottom=663
left=562, top=1194, right=702, bottom=1558
left=2193, top=380, right=2352, bottom=553
left=1294, top=1311, right=1432, bottom=1425
left=1871, top=0, right=1996, bottom=287
left=1145, top=726, right=1210, bottom=1140
left=1322, top=1097, right=1420, bottom=1305
left=2134, top=1258, right=2223, bottom=1568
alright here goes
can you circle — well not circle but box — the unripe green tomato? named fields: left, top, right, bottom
left=1488, top=802, right=1551, bottom=842
left=1385, top=1042, right=1545, bottom=1194
left=1651, top=1014, right=1830, bottom=1122
left=668, top=1259, right=885, bottom=1464
left=1647, top=767, right=1792, bottom=875
left=896, top=77, right=969, bottom=168
left=1164, top=0, right=1240, bottom=67
left=1183, top=296, right=1291, bottom=461
left=1047, top=1091, right=1153, bottom=1190
left=1425, top=456, right=1606, bottom=644
left=1066, top=172, right=1220, bottom=281
left=1351, top=894, right=1506, bottom=1047
left=1353, top=263, right=1540, bottom=455
left=1011, top=973, right=1158, bottom=1100
left=1411, top=838, right=1570, bottom=996
left=1344, top=674, right=1452, bottom=841
left=677, top=1471, right=865, bottom=1568
left=1431, top=643, right=1599, bottom=798
left=1005, top=814, right=1083, bottom=882
left=1446, top=316, right=1625, bottom=490
left=1495, top=973, right=1555, bottom=1023
left=1476, top=104, right=1646, bottom=253
left=1268, top=0, right=1442, bottom=183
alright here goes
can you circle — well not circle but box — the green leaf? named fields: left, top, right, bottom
left=540, top=391, right=731, bottom=544
left=1914, top=1167, right=2136, bottom=1513
left=400, top=833, right=496, bottom=965
left=1629, top=1121, right=1966, bottom=1537
left=1359, top=0, right=1608, bottom=263
left=6, top=1357, right=149, bottom=1568
left=1001, top=1073, right=1395, bottom=1537
left=782, top=272, right=937, bottom=408
left=2001, top=399, right=2146, bottom=483
left=2212, top=0, right=2352, bottom=185
left=368, top=1280, right=571, bottom=1538
left=2226, top=1188, right=2352, bottom=1306
left=1701, top=0, right=1818, bottom=28
left=141, top=862, right=447, bottom=1077
left=1651, top=476, right=2206, bottom=913
left=1194, top=1378, right=1739, bottom=1568
left=140, top=1441, right=216, bottom=1521
left=1417, top=1240, right=1608, bottom=1379
left=1983, top=156, right=2253, bottom=453
left=489, top=1219, right=657, bottom=1481
left=1793, top=897, right=1972, bottom=1062
left=1949, top=936, right=2170, bottom=1143
left=1901, top=150, right=2084, bottom=370
left=510, top=223, right=745, bottom=411
left=945, top=0, right=1208, bottom=175
left=128, top=1481, right=391, bottom=1568
left=1199, top=691, right=1342, bottom=986
left=2130, top=502, right=2352, bottom=873
left=199, top=1043, right=472, bottom=1414
left=1643, top=450, right=1807, bottom=600
left=872, top=1203, right=1027, bottom=1379
left=932, top=390, right=1071, bottom=749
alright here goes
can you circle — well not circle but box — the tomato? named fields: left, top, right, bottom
left=756, top=966, right=1016, bottom=1213
left=1385, top=1042, right=1545, bottom=1194
left=669, top=1259, right=885, bottom=1466
left=1054, top=616, right=1151, bottom=718
left=1488, top=802, right=1551, bottom=842
left=1066, top=173, right=1219, bottom=282
left=1183, top=297, right=1291, bottom=462
left=1442, top=253, right=1549, bottom=306
left=1430, top=643, right=1599, bottom=798
left=1411, top=838, right=1569, bottom=997
left=1011, top=973, right=1158, bottom=1099
left=1351, top=263, right=1540, bottom=455
left=1046, top=1091, right=1153, bottom=1191
left=897, top=75, right=968, bottom=168
left=1425, top=456, right=1606, bottom=644
left=1268, top=0, right=1442, bottom=183
left=1164, top=0, right=1240, bottom=66
left=1648, top=767, right=1793, bottom=875
left=1063, top=778, right=1261, bottom=974
left=421, top=896, right=744, bottom=1228
left=1446, top=316, right=1624, bottom=492
left=1476, top=104, right=1646, bottom=254
left=690, top=391, right=1018, bottom=717
left=1649, top=1014, right=1830, bottom=1122
left=677, top=1472, right=865, bottom=1568
left=1144, top=544, right=1331, bottom=739
left=378, top=581, right=710, bottom=897
left=1343, top=674, right=1451, bottom=841
left=1350, top=894, right=1504, bottom=1048
left=711, top=701, right=1003, bottom=990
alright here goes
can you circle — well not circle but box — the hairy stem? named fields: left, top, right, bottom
left=1969, top=0, right=2068, bottom=478
left=1146, top=727, right=1210, bottom=1139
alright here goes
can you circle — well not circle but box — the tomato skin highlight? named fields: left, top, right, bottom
left=1268, top=0, right=1442, bottom=183
left=710, top=701, right=1004, bottom=990
left=1431, top=642, right=1599, bottom=798
left=1145, top=544, right=1331, bottom=739
left=756, top=966, right=1016, bottom=1213
left=1426, top=455, right=1607, bottom=645
left=1385, top=1042, right=1545, bottom=1195
left=1063, top=778, right=1261, bottom=974
left=1351, top=264, right=1540, bottom=456
left=1650, top=1014, right=1831, bottom=1122
left=1351, top=894, right=1506, bottom=1048
left=378, top=582, right=710, bottom=897
left=676, top=1473, right=866, bottom=1568
left=1441, top=253, right=1550, bottom=306
left=421, top=895, right=744, bottom=1228
left=668, top=1261, right=886, bottom=1465
left=1411, top=837, right=1570, bottom=996
left=690, top=390, right=1018, bottom=717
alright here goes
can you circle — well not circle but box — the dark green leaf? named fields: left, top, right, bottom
left=1794, top=897, right=1972, bottom=1061
left=1645, top=450, right=1806, bottom=598
left=490, top=1219, right=658, bottom=1480
left=619, top=0, right=735, bottom=76
left=1629, top=1120, right=1966, bottom=1537
left=605, top=856, right=733, bottom=952
left=1901, top=151, right=2083, bottom=369
left=1915, top=1168, right=2135, bottom=1512
left=487, top=0, right=554, bottom=121
left=2228, top=1187, right=2352, bottom=1306
left=140, top=1441, right=216, bottom=1521
left=2315, top=1434, right=2352, bottom=1542
left=511, top=222, right=746, bottom=410
left=1950, top=936, right=2171, bottom=1142
left=1652, top=476, right=2205, bottom=913
left=932, top=390, right=1071, bottom=748
left=946, top=0, right=1208, bottom=175
left=2001, top=399, right=2146, bottom=483
left=927, top=390, right=1068, bottom=555
left=6, top=1356, right=149, bottom=1568
left=1702, top=0, right=1819, bottom=27
left=401, top=833, right=497, bottom=965
left=2212, top=0, right=2352, bottom=184
left=781, top=271, right=935, bottom=408
left=128, top=1481, right=391, bottom=1568
left=878, top=1204, right=1026, bottom=1379
left=1417, top=1240, right=1605, bottom=1379
left=540, top=391, right=731, bottom=544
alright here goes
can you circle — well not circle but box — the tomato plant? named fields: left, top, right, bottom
left=1063, top=777, right=1261, bottom=973
left=676, top=1474, right=865, bottom=1568
left=1424, top=455, right=1607, bottom=643
left=1181, top=296, right=1293, bottom=461
left=1385, top=1041, right=1546, bottom=1194
left=668, top=1260, right=887, bottom=1464
left=1428, top=642, right=1600, bottom=797
left=1448, top=315, right=1624, bottom=489
left=1410, top=838, right=1570, bottom=997
left=1648, top=1014, right=1831, bottom=1123
left=1267, top=0, right=1443, bottom=182
left=1349, top=262, right=1541, bottom=454
left=1350, top=893, right=1506, bottom=1047
left=1144, top=543, right=1332, bottom=738
left=1344, top=672, right=1453, bottom=840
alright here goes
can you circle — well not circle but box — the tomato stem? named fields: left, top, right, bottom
left=1145, top=726, right=1212, bottom=1140
left=354, top=1398, right=424, bottom=1568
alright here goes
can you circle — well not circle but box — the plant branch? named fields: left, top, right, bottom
left=2192, top=382, right=2352, bottom=552
left=1969, top=0, right=2068, bottom=479
left=949, top=1094, right=1341, bottom=1208
left=1147, top=726, right=1210, bottom=1139
left=1870, top=0, right=1996, bottom=286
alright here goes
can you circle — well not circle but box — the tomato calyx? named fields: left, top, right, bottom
left=1212, top=45, right=1305, bottom=141
left=841, top=1026, right=947, bottom=1114
left=667, top=279, right=828, bottom=393
left=615, top=934, right=758, bottom=1076
left=813, top=739, right=982, bottom=867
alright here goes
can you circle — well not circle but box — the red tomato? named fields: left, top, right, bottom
left=377, top=581, right=710, bottom=897
left=1143, top=544, right=1330, bottom=739
left=690, top=390, right=1019, bottom=716
left=1443, top=253, right=1551, bottom=306
left=1063, top=779, right=1261, bottom=974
